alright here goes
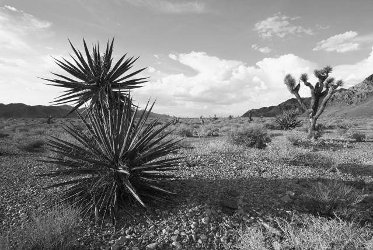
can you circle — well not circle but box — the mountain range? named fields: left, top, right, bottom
left=242, top=74, right=373, bottom=118
left=0, top=103, right=170, bottom=119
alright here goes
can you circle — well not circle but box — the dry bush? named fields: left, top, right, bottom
left=237, top=214, right=373, bottom=250
left=174, top=124, right=194, bottom=137
left=349, top=131, right=367, bottom=142
left=228, top=125, right=271, bottom=149
left=300, top=181, right=365, bottom=219
left=18, top=139, right=46, bottom=153
left=288, top=152, right=335, bottom=168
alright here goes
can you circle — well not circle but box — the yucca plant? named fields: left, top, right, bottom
left=42, top=39, right=147, bottom=115
left=40, top=97, right=182, bottom=223
left=275, top=109, right=302, bottom=130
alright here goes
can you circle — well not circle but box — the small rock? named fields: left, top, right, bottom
left=201, top=217, right=210, bottom=224
left=116, top=236, right=126, bottom=245
left=286, top=191, right=295, bottom=197
left=171, top=235, right=179, bottom=242
left=272, top=241, right=281, bottom=250
left=146, top=242, right=158, bottom=250
left=125, top=227, right=133, bottom=235
left=171, top=241, right=182, bottom=249
left=280, top=194, right=292, bottom=203
left=200, top=234, right=207, bottom=241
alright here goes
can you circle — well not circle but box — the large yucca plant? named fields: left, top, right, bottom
left=40, top=97, right=182, bottom=222
left=42, top=39, right=147, bottom=115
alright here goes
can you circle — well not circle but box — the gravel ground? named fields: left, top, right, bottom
left=1, top=120, right=373, bottom=249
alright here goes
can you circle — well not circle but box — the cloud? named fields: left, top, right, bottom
left=254, top=13, right=313, bottom=38
left=134, top=51, right=316, bottom=116
left=313, top=31, right=373, bottom=53
left=313, top=31, right=360, bottom=53
left=251, top=44, right=272, bottom=54
left=0, top=6, right=57, bottom=105
left=123, top=0, right=206, bottom=14
left=332, top=46, right=373, bottom=86
left=0, top=5, right=52, bottom=51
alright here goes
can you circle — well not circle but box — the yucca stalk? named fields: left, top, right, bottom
left=42, top=39, right=148, bottom=115
left=40, top=97, right=182, bottom=222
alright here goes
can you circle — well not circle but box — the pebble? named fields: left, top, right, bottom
left=146, top=242, right=158, bottom=249
left=200, top=234, right=207, bottom=241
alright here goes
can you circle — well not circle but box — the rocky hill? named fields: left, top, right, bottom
left=0, top=103, right=170, bottom=119
left=242, top=74, right=373, bottom=118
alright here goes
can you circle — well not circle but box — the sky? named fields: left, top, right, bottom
left=0, top=0, right=373, bottom=117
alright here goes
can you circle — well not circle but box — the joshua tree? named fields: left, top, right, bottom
left=284, top=66, right=343, bottom=139
left=247, top=111, right=253, bottom=122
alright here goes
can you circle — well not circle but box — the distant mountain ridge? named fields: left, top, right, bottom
left=0, top=103, right=170, bottom=119
left=242, top=74, right=373, bottom=118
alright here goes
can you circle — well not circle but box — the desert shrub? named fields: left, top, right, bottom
left=349, top=131, right=366, bottom=142
left=287, top=133, right=305, bottom=146
left=198, top=124, right=219, bottom=137
left=263, top=121, right=278, bottom=130
left=301, top=181, right=365, bottom=218
left=237, top=214, right=373, bottom=250
left=174, top=124, right=194, bottom=137
left=18, top=139, right=45, bottom=152
left=0, top=131, right=9, bottom=138
left=276, top=214, right=372, bottom=249
left=288, top=152, right=334, bottom=168
left=228, top=125, right=271, bottom=149
left=236, top=226, right=267, bottom=250
left=275, top=110, right=302, bottom=130
left=7, top=205, right=81, bottom=250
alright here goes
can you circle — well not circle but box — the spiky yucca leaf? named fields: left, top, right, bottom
left=42, top=39, right=147, bottom=115
left=40, top=98, right=182, bottom=221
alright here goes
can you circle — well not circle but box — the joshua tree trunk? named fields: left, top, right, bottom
left=309, top=116, right=317, bottom=139
left=284, top=66, right=343, bottom=140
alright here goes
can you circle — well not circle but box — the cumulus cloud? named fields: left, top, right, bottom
left=314, top=31, right=373, bottom=53
left=123, top=0, right=206, bottom=14
left=251, top=44, right=272, bottom=53
left=254, top=13, right=313, bottom=38
left=332, top=46, right=373, bottom=86
left=134, top=51, right=316, bottom=116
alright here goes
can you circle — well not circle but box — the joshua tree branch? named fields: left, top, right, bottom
left=314, top=86, right=335, bottom=119
left=293, top=91, right=309, bottom=113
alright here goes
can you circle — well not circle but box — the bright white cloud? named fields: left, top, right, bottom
left=313, top=31, right=360, bottom=53
left=123, top=0, right=206, bottom=14
left=332, top=46, right=373, bottom=86
left=251, top=44, right=272, bottom=53
left=254, top=13, right=313, bottom=38
left=134, top=51, right=316, bottom=116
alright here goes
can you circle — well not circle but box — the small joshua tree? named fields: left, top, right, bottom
left=284, top=66, right=343, bottom=139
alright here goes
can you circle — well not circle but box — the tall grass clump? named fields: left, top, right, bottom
left=301, top=181, right=365, bottom=218
left=237, top=214, right=373, bottom=250
left=349, top=131, right=366, bottom=142
left=5, top=205, right=81, bottom=250
left=228, top=125, right=271, bottom=149
left=275, top=109, right=302, bottom=130
left=174, top=124, right=194, bottom=137
left=18, top=139, right=46, bottom=153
